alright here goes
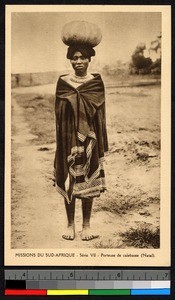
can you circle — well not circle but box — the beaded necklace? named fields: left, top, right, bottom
left=70, top=73, right=93, bottom=84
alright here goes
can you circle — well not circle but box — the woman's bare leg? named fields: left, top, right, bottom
left=81, top=198, right=99, bottom=241
left=62, top=197, right=76, bottom=240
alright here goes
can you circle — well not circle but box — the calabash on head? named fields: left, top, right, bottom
left=61, top=21, right=102, bottom=47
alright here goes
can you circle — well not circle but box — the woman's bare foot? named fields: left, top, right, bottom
left=62, top=225, right=75, bottom=240
left=81, top=225, right=99, bottom=241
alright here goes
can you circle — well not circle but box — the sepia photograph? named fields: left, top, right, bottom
left=5, top=5, right=171, bottom=266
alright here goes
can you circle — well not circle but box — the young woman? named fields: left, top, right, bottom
left=54, top=42, right=108, bottom=241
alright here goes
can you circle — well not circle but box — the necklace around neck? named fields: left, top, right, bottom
left=70, top=73, right=91, bottom=84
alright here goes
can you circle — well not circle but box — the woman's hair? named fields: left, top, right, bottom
left=67, top=44, right=95, bottom=61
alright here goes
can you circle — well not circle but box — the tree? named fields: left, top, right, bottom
left=130, top=43, right=152, bottom=74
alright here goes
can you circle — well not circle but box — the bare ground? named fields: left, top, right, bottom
left=11, top=82, right=160, bottom=249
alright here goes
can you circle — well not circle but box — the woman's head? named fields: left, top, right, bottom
left=67, top=45, right=95, bottom=76
left=70, top=51, right=89, bottom=76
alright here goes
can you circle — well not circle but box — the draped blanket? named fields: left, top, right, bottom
left=54, top=73, right=108, bottom=203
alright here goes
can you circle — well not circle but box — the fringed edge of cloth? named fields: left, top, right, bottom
left=55, top=183, right=71, bottom=204
left=55, top=178, right=106, bottom=202
left=54, top=156, right=106, bottom=203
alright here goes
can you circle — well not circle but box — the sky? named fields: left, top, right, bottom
left=11, top=12, right=161, bottom=73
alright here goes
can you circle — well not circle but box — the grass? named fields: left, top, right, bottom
left=94, top=197, right=146, bottom=215
left=119, top=223, right=160, bottom=248
left=13, top=93, right=55, bottom=145
left=93, top=183, right=153, bottom=215
left=93, top=223, right=160, bottom=249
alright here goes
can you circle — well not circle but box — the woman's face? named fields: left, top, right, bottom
left=70, top=51, right=90, bottom=76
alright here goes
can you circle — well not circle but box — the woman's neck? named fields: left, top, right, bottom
left=75, top=71, right=87, bottom=77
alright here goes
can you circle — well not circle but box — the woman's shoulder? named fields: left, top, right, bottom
left=91, top=73, right=102, bottom=79
left=91, top=73, right=104, bottom=83
left=56, top=74, right=71, bottom=87
left=60, top=74, right=71, bottom=82
left=58, top=74, right=70, bottom=80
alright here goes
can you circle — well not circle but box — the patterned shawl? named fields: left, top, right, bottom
left=54, top=73, right=108, bottom=203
